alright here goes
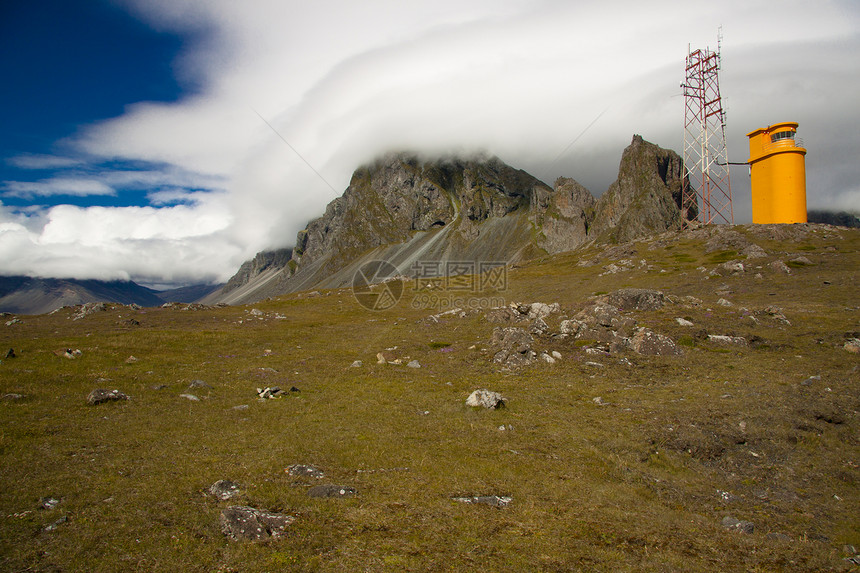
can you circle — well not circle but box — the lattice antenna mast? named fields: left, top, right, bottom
left=682, top=32, right=734, bottom=225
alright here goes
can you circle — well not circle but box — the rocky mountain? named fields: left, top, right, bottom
left=0, top=276, right=222, bottom=315
left=590, top=134, right=697, bottom=243
left=209, top=135, right=695, bottom=305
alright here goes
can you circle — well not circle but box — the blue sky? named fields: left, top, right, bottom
left=0, top=0, right=186, bottom=207
left=1, top=0, right=858, bottom=287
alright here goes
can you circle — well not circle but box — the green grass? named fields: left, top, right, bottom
left=1, top=226, right=859, bottom=572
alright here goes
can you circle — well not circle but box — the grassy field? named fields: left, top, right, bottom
left=1, top=224, right=858, bottom=572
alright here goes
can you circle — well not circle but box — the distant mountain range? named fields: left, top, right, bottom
left=0, top=276, right=222, bottom=315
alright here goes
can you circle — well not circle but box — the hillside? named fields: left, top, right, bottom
left=1, top=223, right=858, bottom=572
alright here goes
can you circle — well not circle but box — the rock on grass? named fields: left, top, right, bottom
left=308, top=484, right=356, bottom=498
left=219, top=506, right=294, bottom=541
left=208, top=480, right=241, bottom=501
left=86, top=389, right=129, bottom=405
left=721, top=516, right=754, bottom=534
left=453, top=495, right=512, bottom=508
left=466, top=389, right=506, bottom=409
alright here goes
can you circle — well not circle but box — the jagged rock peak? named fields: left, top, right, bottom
left=591, top=134, right=697, bottom=243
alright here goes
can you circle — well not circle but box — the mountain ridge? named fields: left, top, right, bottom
left=0, top=276, right=222, bottom=315
left=207, top=134, right=695, bottom=305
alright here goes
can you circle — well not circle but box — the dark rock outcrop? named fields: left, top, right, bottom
left=590, top=135, right=697, bottom=243
left=531, top=177, right=595, bottom=254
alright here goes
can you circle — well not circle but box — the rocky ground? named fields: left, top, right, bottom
left=0, top=223, right=858, bottom=572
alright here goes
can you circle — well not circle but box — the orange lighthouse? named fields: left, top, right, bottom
left=747, top=122, right=807, bottom=224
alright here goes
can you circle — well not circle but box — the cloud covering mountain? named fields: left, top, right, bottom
left=1, top=0, right=858, bottom=287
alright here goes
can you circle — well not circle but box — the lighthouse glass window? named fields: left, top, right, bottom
left=771, top=131, right=795, bottom=143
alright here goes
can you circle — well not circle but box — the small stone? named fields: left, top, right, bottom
left=257, top=387, right=283, bottom=399
left=124, top=355, right=138, bottom=363
left=286, top=464, right=324, bottom=479
left=350, top=360, right=362, bottom=368
left=232, top=404, right=249, bottom=411
left=526, top=302, right=560, bottom=319
left=707, top=334, right=748, bottom=346
left=189, top=379, right=212, bottom=389
left=593, top=397, right=607, bottom=406
left=208, top=480, right=241, bottom=501
left=219, top=506, right=294, bottom=541
left=717, top=298, right=733, bottom=307
left=801, top=375, right=821, bottom=386
left=2, top=393, right=25, bottom=401
left=529, top=317, right=549, bottom=334
left=308, top=484, right=356, bottom=498
left=551, top=350, right=562, bottom=360
left=86, top=389, right=129, bottom=405
left=43, top=515, right=68, bottom=532
left=719, top=261, right=745, bottom=275
left=179, top=393, right=200, bottom=401
left=39, top=497, right=61, bottom=510
left=540, top=352, right=556, bottom=364
left=721, top=516, right=754, bottom=534
left=769, top=260, right=792, bottom=274
left=675, top=317, right=694, bottom=327
left=55, top=348, right=82, bottom=359
left=767, top=532, right=792, bottom=542
left=630, top=328, right=682, bottom=356
left=844, top=339, right=860, bottom=354
left=559, top=319, right=584, bottom=336
left=406, top=360, right=421, bottom=368
left=453, top=495, right=512, bottom=508
left=465, top=389, right=505, bottom=409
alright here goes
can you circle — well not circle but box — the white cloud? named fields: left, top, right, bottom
left=8, top=154, right=83, bottom=170
left=3, top=0, right=859, bottom=285
left=2, top=178, right=115, bottom=199
left=0, top=198, right=240, bottom=284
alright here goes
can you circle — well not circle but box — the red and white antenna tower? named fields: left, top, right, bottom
left=682, top=32, right=733, bottom=224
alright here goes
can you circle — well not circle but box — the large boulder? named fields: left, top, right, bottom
left=466, top=389, right=506, bottom=409
left=629, top=328, right=682, bottom=356
left=490, top=327, right=536, bottom=366
left=604, top=288, right=665, bottom=311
